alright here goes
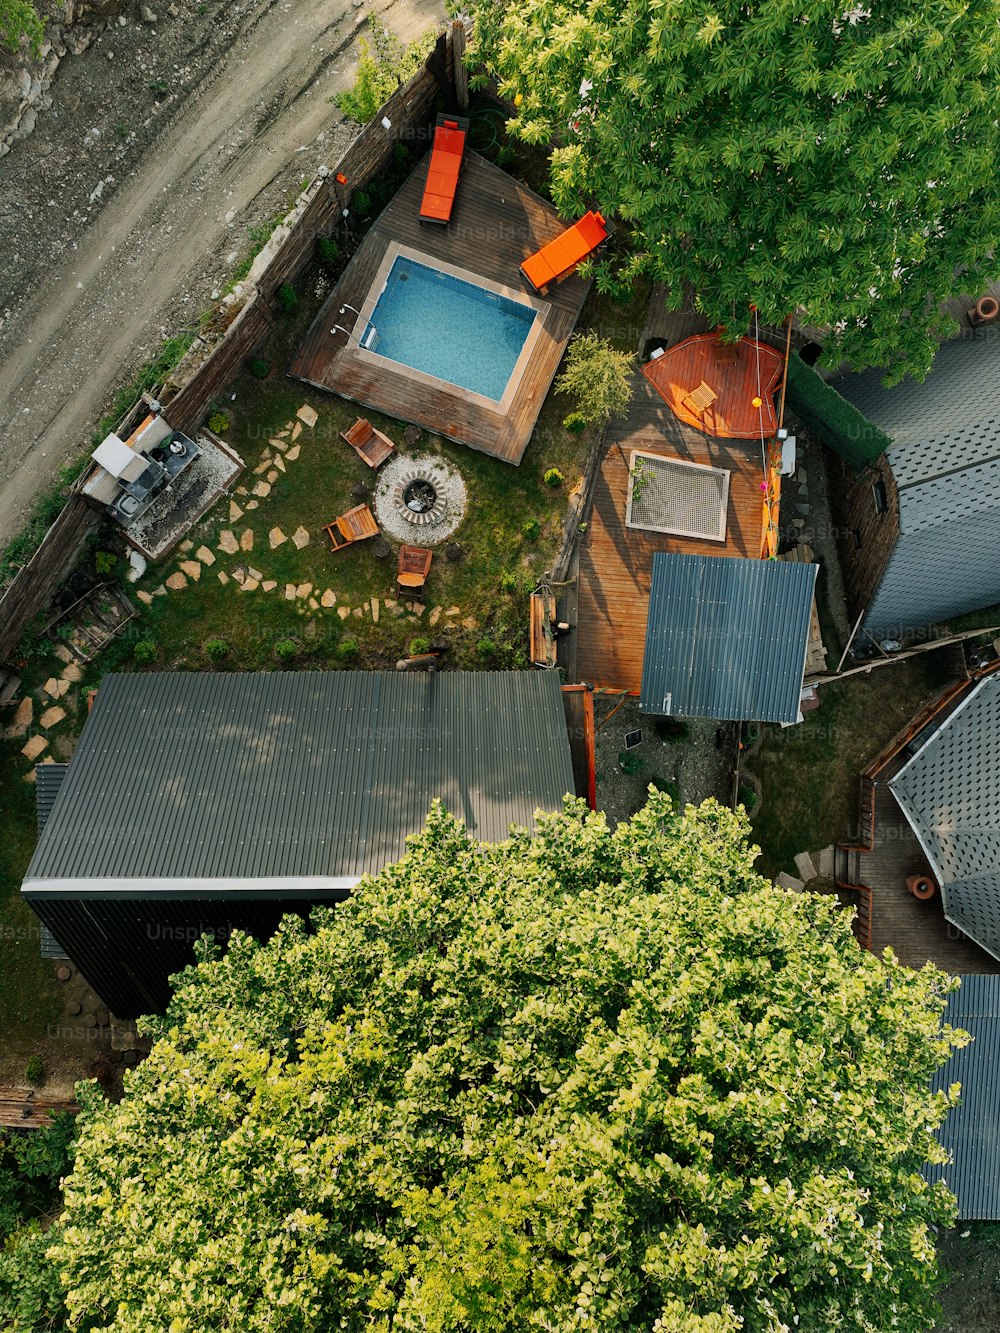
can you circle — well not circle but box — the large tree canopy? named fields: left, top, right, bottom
left=465, top=0, right=1000, bottom=380
left=45, top=796, right=962, bottom=1331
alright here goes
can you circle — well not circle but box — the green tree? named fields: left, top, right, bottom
left=0, top=1114, right=75, bottom=1332
left=47, top=797, right=962, bottom=1331
left=464, top=0, right=1000, bottom=381
left=556, top=331, right=635, bottom=424
left=0, top=0, right=43, bottom=54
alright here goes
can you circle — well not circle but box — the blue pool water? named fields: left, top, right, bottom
left=364, top=257, right=537, bottom=401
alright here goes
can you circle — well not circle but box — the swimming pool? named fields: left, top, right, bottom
left=361, top=256, right=538, bottom=403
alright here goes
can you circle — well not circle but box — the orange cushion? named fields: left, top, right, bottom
left=521, top=211, right=608, bottom=288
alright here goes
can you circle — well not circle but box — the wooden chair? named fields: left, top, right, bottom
left=322, top=504, right=379, bottom=552
left=529, top=590, right=559, bottom=668
left=341, top=418, right=395, bottom=469
left=682, top=381, right=718, bottom=415
left=397, top=545, right=432, bottom=594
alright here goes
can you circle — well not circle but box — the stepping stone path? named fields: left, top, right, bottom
left=61, top=662, right=83, bottom=683
left=285, top=584, right=297, bottom=600
left=39, top=706, right=66, bottom=729
left=179, top=560, right=201, bottom=581
left=269, top=527, right=287, bottom=549
left=296, top=405, right=318, bottom=427
left=137, top=590, right=153, bottom=605
left=296, top=583, right=313, bottom=599
left=235, top=485, right=248, bottom=496
left=243, top=578, right=260, bottom=592
left=247, top=567, right=263, bottom=582
left=14, top=697, right=33, bottom=728
left=253, top=481, right=271, bottom=498
left=308, top=596, right=318, bottom=611
left=352, top=607, right=363, bottom=619
left=179, top=540, right=194, bottom=554
left=240, top=529, right=254, bottom=552
left=245, top=500, right=259, bottom=510
left=429, top=607, right=442, bottom=626
left=153, top=585, right=167, bottom=597
left=285, top=444, right=300, bottom=461
left=229, top=500, right=243, bottom=522
left=262, top=580, right=277, bottom=592
left=291, top=526, right=310, bottom=549
left=446, top=606, right=460, bottom=618
left=254, top=459, right=271, bottom=476
left=371, top=599, right=380, bottom=623
left=338, top=606, right=351, bottom=620
left=462, top=617, right=477, bottom=630
left=291, top=422, right=302, bottom=441
left=218, top=530, right=239, bottom=554
left=166, top=572, right=188, bottom=591
left=270, top=437, right=287, bottom=452
left=321, top=589, right=336, bottom=607
left=273, top=456, right=286, bottom=473
left=22, top=735, right=47, bottom=761
left=266, top=470, right=278, bottom=484
left=54, top=643, right=74, bottom=665
left=196, top=546, right=216, bottom=566
left=218, top=571, right=230, bottom=585
left=43, top=677, right=70, bottom=699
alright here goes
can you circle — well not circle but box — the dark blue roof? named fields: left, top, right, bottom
left=925, top=974, right=1000, bottom=1220
left=639, top=554, right=817, bottom=724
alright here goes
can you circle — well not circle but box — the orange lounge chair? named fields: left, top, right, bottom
left=520, top=210, right=609, bottom=294
left=397, top=545, right=432, bottom=593
left=341, top=418, right=395, bottom=469
left=418, top=114, right=470, bottom=225
left=322, top=504, right=379, bottom=552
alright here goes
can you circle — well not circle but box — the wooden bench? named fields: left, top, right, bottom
left=322, top=504, right=379, bottom=552
left=341, top=418, right=395, bottom=469
left=681, top=380, right=718, bottom=415
left=529, top=590, right=559, bottom=668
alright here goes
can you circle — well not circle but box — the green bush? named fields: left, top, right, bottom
left=317, top=236, right=340, bottom=265
left=544, top=467, right=564, bottom=488
left=650, top=776, right=681, bottom=804
left=563, top=412, right=588, bottom=434
left=351, top=189, right=371, bottom=218
left=249, top=357, right=270, bottom=380
left=476, top=636, right=496, bottom=658
left=132, top=640, right=157, bottom=664
left=556, top=332, right=635, bottom=425
left=205, top=639, right=229, bottom=661
left=275, top=639, right=298, bottom=661
left=521, top=518, right=541, bottom=542
left=618, top=751, right=643, bottom=776
left=208, top=411, right=230, bottom=434
left=24, top=1056, right=44, bottom=1086
left=339, top=638, right=359, bottom=661
left=499, top=572, right=518, bottom=594
left=738, top=782, right=760, bottom=813
left=276, top=284, right=298, bottom=314
left=408, top=637, right=431, bottom=657
left=335, top=18, right=433, bottom=125
left=784, top=354, right=891, bottom=470
left=94, top=551, right=118, bottom=577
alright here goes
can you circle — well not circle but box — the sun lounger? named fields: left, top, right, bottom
left=418, top=114, right=470, bottom=225
left=519, top=210, right=609, bottom=294
left=341, top=418, right=395, bottom=469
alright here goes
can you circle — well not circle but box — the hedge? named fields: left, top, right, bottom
left=784, top=354, right=891, bottom=471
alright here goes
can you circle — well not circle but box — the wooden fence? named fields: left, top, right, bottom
left=0, top=31, right=456, bottom=668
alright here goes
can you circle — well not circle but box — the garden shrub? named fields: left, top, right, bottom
left=94, top=551, right=118, bottom=577
left=208, top=411, right=230, bottom=434
left=738, top=782, right=760, bottom=813
left=521, top=518, right=541, bottom=542
left=351, top=189, right=371, bottom=218
left=317, top=237, right=340, bottom=266
left=275, top=639, right=298, bottom=662
left=339, top=638, right=359, bottom=661
left=335, top=18, right=433, bottom=125
left=499, top=572, right=518, bottom=594
left=556, top=332, right=635, bottom=425
left=277, top=284, right=298, bottom=314
left=205, top=639, right=229, bottom=661
left=408, top=637, right=431, bottom=657
left=563, top=412, right=587, bottom=434
left=476, top=637, right=496, bottom=658
left=132, top=640, right=157, bottom=664
left=544, top=467, right=564, bottom=488
left=249, top=358, right=270, bottom=380
left=24, top=1056, right=44, bottom=1086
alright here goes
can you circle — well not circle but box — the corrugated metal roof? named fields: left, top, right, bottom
left=924, top=974, right=1000, bottom=1220
left=639, top=553, right=817, bottom=724
left=890, top=676, right=1000, bottom=960
left=24, top=672, right=575, bottom=893
left=34, top=763, right=69, bottom=833
left=835, top=335, right=1000, bottom=635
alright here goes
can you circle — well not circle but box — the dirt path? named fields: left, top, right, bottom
left=0, top=0, right=444, bottom=549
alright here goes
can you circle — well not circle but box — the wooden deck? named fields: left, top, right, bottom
left=574, top=372, right=768, bottom=691
left=643, top=333, right=785, bottom=439
left=861, top=784, right=1000, bottom=975
left=290, top=151, right=591, bottom=465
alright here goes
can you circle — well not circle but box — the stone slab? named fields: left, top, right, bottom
left=14, top=697, right=33, bottom=727
left=21, top=735, right=48, bottom=761
left=229, top=500, right=243, bottom=522
left=816, top=846, right=835, bottom=879
left=53, top=643, right=75, bottom=665
left=777, top=872, right=805, bottom=893
left=296, top=405, right=318, bottom=427
left=218, top=530, right=239, bottom=554
left=338, top=606, right=351, bottom=620
left=285, top=444, right=300, bottom=461
left=321, top=589, right=336, bottom=608
left=252, top=481, right=271, bottom=498
left=240, top=529, right=254, bottom=552
left=179, top=560, right=202, bottom=581
left=217, top=571, right=230, bottom=585
left=262, top=580, right=277, bottom=592
left=269, top=527, right=287, bottom=548
left=165, top=572, right=188, bottom=591
left=291, top=526, right=310, bottom=549
left=793, top=852, right=817, bottom=882
left=39, top=706, right=66, bottom=729
left=196, top=546, right=216, bottom=566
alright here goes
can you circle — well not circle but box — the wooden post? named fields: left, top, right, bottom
left=452, top=19, right=469, bottom=111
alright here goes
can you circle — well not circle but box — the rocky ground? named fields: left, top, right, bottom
left=0, top=0, right=444, bottom=549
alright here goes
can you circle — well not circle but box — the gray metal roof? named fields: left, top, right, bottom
left=639, top=553, right=817, bottom=724
left=34, top=763, right=68, bottom=833
left=23, top=672, right=575, bottom=896
left=890, top=676, right=1000, bottom=960
left=835, top=334, right=1000, bottom=636
left=924, top=974, right=1000, bottom=1220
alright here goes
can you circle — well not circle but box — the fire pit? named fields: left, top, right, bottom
left=374, top=455, right=467, bottom=546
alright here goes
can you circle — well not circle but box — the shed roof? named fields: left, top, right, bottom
left=23, top=672, right=575, bottom=898
left=639, top=553, right=817, bottom=723
left=924, top=974, right=1000, bottom=1220
left=890, top=675, right=1000, bottom=960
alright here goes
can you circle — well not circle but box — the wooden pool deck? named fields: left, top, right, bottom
left=290, top=151, right=591, bottom=465
left=573, top=371, right=768, bottom=691
left=643, top=333, right=785, bottom=439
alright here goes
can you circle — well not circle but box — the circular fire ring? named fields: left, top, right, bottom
left=374, top=454, right=467, bottom=546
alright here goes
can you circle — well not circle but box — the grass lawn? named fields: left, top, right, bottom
left=745, top=648, right=957, bottom=879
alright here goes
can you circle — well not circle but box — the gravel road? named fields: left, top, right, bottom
left=0, top=0, right=444, bottom=548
